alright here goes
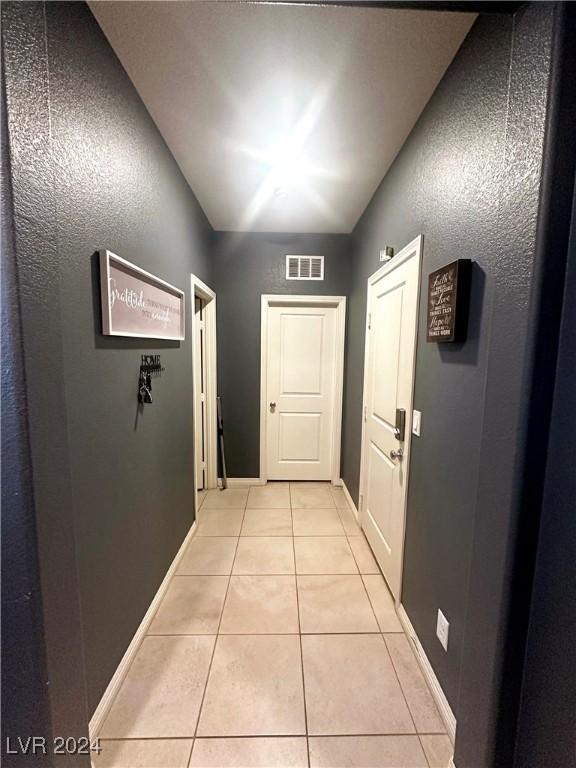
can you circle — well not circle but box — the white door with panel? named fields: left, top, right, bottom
left=194, top=297, right=207, bottom=491
left=265, top=301, right=342, bottom=481
left=361, top=237, right=422, bottom=599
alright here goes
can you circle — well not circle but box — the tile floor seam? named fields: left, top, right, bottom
left=98, top=731, right=449, bottom=741
left=173, top=572, right=395, bottom=577
left=383, top=634, right=447, bottom=737
left=190, top=501, right=248, bottom=753
left=380, top=632, right=420, bottom=737
left=417, top=734, right=433, bottom=768
left=126, top=631, right=388, bottom=637
left=290, top=498, right=312, bottom=768
left=185, top=739, right=194, bottom=768
left=359, top=571, right=387, bottom=633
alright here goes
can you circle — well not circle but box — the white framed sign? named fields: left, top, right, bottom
left=99, top=250, right=185, bottom=340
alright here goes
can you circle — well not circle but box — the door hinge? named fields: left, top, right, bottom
left=359, top=493, right=363, bottom=512
left=368, top=313, right=372, bottom=330
left=363, top=405, right=367, bottom=422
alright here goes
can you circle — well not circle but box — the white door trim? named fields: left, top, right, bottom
left=260, top=294, right=346, bottom=485
left=358, top=235, right=423, bottom=602
left=191, top=274, right=218, bottom=516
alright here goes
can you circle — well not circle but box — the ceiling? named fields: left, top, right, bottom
left=89, top=2, right=475, bottom=233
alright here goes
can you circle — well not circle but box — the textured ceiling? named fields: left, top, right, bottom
left=89, top=2, right=475, bottom=233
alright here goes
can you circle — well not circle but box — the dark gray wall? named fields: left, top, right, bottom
left=2, top=1, right=214, bottom=716
left=213, top=232, right=351, bottom=478
left=1, top=67, right=53, bottom=766
left=341, top=4, right=555, bottom=765
left=1, top=3, right=91, bottom=755
left=513, top=6, right=576, bottom=760
left=514, top=191, right=576, bottom=768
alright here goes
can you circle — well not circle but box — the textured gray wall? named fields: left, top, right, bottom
left=341, top=6, right=555, bottom=764
left=514, top=188, right=576, bottom=768
left=1, top=66, right=53, bottom=765
left=2, top=1, right=214, bottom=715
left=213, top=232, right=351, bottom=478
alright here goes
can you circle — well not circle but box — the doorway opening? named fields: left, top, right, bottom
left=359, top=236, right=423, bottom=601
left=191, top=274, right=218, bottom=515
left=260, top=294, right=346, bottom=484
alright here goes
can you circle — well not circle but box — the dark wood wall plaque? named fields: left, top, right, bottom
left=427, top=259, right=471, bottom=343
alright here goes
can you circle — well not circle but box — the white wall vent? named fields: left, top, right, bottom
left=285, top=255, right=324, bottom=281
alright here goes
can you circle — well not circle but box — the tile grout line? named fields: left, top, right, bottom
left=187, top=491, right=249, bottom=766
left=290, top=484, right=311, bottom=768
left=358, top=571, right=386, bottom=633
left=418, top=733, right=434, bottom=768
left=383, top=632, right=448, bottom=742
left=184, top=739, right=194, bottom=768
left=99, top=731, right=444, bottom=742
left=381, top=631, right=420, bottom=740
left=146, top=631, right=387, bottom=637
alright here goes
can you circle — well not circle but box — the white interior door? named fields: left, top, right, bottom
left=361, top=237, right=422, bottom=599
left=265, top=302, right=340, bottom=481
left=194, top=297, right=206, bottom=491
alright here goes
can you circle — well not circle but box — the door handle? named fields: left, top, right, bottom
left=393, top=408, right=406, bottom=442
left=269, top=402, right=276, bottom=412
left=390, top=448, right=404, bottom=460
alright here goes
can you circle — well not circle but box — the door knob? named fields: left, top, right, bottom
left=390, top=448, right=404, bottom=460
left=269, top=402, right=276, bottom=412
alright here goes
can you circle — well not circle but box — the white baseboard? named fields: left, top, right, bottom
left=220, top=477, right=264, bottom=487
left=340, top=478, right=361, bottom=524
left=397, top=604, right=457, bottom=743
left=89, top=520, right=197, bottom=739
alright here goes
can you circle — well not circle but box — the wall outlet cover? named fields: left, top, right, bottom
left=412, top=409, right=422, bottom=437
left=436, top=609, right=449, bottom=652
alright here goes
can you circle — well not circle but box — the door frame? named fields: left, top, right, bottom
left=358, top=235, right=423, bottom=603
left=190, top=274, right=218, bottom=515
left=260, top=294, right=346, bottom=485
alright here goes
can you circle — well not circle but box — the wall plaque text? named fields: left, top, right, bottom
left=427, top=259, right=471, bottom=343
left=100, top=251, right=185, bottom=340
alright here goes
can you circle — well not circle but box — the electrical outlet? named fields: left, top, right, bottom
left=412, top=409, right=422, bottom=437
left=436, top=609, right=449, bottom=652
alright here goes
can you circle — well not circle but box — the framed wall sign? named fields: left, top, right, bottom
left=99, top=250, right=185, bottom=340
left=426, top=259, right=471, bottom=343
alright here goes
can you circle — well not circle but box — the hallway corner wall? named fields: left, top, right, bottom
left=213, top=231, right=352, bottom=479
left=1, top=0, right=214, bottom=717
left=1, top=64, right=55, bottom=765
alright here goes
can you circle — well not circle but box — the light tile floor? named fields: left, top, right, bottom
left=95, top=483, right=453, bottom=768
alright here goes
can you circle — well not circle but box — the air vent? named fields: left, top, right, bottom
left=285, top=255, right=324, bottom=281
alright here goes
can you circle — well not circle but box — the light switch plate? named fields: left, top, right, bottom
left=412, top=410, right=422, bottom=437
left=436, top=609, right=449, bottom=652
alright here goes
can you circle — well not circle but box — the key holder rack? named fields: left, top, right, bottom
left=138, top=354, right=165, bottom=404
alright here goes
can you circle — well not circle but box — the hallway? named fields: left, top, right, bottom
left=95, top=483, right=452, bottom=767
